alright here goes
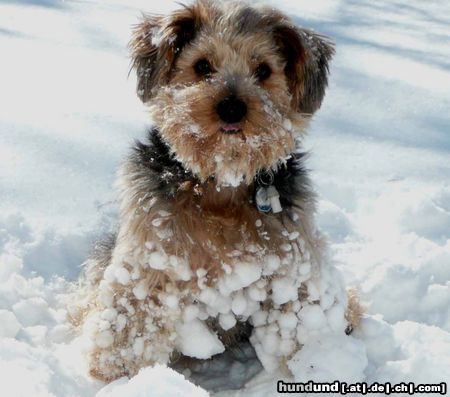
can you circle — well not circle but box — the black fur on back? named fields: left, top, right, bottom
left=130, top=128, right=312, bottom=209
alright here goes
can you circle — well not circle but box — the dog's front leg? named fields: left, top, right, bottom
left=249, top=284, right=304, bottom=374
left=83, top=249, right=183, bottom=382
left=249, top=212, right=349, bottom=374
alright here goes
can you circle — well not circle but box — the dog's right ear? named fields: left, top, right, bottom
left=129, top=5, right=204, bottom=102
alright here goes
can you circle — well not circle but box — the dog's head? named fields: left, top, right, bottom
left=130, top=0, right=334, bottom=186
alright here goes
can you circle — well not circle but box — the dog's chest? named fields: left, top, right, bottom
left=139, top=192, right=305, bottom=284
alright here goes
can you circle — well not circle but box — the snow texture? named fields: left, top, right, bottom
left=0, top=0, right=449, bottom=396
left=96, top=365, right=208, bottom=397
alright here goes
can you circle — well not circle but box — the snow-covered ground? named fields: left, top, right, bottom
left=1, top=0, right=449, bottom=396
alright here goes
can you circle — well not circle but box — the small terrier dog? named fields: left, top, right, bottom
left=74, top=0, right=360, bottom=383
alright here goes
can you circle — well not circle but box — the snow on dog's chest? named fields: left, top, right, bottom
left=171, top=237, right=317, bottom=360
left=113, top=197, right=349, bottom=363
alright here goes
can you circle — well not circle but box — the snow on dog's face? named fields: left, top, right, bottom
left=130, top=0, right=334, bottom=186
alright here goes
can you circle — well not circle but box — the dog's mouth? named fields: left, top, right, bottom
left=220, top=124, right=242, bottom=134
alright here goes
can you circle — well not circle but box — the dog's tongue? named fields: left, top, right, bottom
left=222, top=124, right=241, bottom=133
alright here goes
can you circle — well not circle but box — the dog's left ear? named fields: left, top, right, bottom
left=273, top=22, right=335, bottom=115
left=129, top=4, right=204, bottom=102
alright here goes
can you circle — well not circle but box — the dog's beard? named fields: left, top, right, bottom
left=148, top=83, right=307, bottom=187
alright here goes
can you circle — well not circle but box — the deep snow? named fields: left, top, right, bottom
left=0, top=0, right=449, bottom=396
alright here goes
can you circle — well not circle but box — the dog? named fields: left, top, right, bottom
left=73, top=0, right=361, bottom=383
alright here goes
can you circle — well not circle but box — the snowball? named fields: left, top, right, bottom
left=148, top=251, right=168, bottom=270
left=231, top=292, right=247, bottom=315
left=218, top=262, right=262, bottom=295
left=298, top=304, right=327, bottom=330
left=251, top=310, right=268, bottom=327
left=247, top=285, right=266, bottom=302
left=219, top=313, right=236, bottom=331
left=263, top=255, right=280, bottom=275
left=183, top=305, right=199, bottom=322
left=144, top=241, right=155, bottom=250
left=241, top=299, right=261, bottom=318
left=130, top=269, right=140, bottom=280
left=98, top=283, right=114, bottom=307
left=280, top=243, right=292, bottom=252
left=133, top=337, right=144, bottom=357
left=306, top=280, right=321, bottom=301
left=278, top=312, right=298, bottom=331
left=157, top=210, right=171, bottom=217
left=0, top=310, right=21, bottom=338
left=100, top=308, right=118, bottom=322
left=161, top=294, right=179, bottom=309
left=132, top=280, right=149, bottom=300
left=149, top=26, right=163, bottom=47
left=152, top=218, right=163, bottom=227
left=114, top=267, right=130, bottom=285
left=169, top=256, right=192, bottom=281
left=283, top=118, right=292, bottom=131
left=298, top=262, right=311, bottom=276
left=103, top=265, right=116, bottom=282
left=116, top=314, right=127, bottom=332
left=233, top=262, right=262, bottom=289
left=288, top=231, right=300, bottom=240
left=271, top=277, right=298, bottom=305
left=198, top=288, right=217, bottom=306
left=176, top=320, right=224, bottom=359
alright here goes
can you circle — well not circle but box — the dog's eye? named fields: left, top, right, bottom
left=194, top=58, right=213, bottom=77
left=255, top=63, right=272, bottom=82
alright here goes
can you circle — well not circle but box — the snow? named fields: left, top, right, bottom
left=176, top=320, right=225, bottom=360
left=271, top=277, right=299, bottom=305
left=1, top=0, right=449, bottom=396
left=0, top=310, right=21, bottom=339
left=96, top=365, right=208, bottom=397
left=288, top=334, right=368, bottom=383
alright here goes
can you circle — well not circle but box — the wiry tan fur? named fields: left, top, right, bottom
left=79, top=174, right=325, bottom=381
left=72, top=0, right=361, bottom=384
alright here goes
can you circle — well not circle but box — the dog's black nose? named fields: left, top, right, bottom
left=216, top=96, right=248, bottom=123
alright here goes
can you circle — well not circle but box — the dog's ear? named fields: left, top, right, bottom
left=273, top=22, right=335, bottom=114
left=129, top=5, right=203, bottom=102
